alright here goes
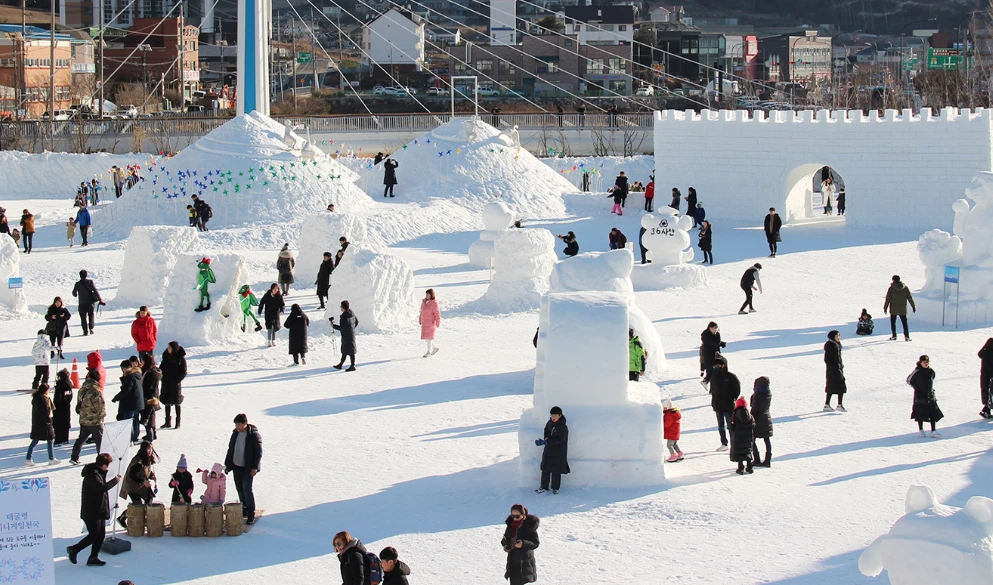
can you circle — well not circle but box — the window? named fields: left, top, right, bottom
left=454, top=60, right=468, bottom=74
left=0, top=58, right=14, bottom=67
left=56, top=86, right=71, bottom=101
left=56, top=59, right=70, bottom=68
left=601, top=24, right=614, bottom=32
left=573, top=24, right=580, bottom=33
left=607, top=58, right=625, bottom=74
left=681, top=38, right=699, bottom=55
left=499, top=59, right=516, bottom=75
left=608, top=79, right=626, bottom=93
left=476, top=59, right=493, bottom=74
left=699, top=37, right=720, bottom=55
left=564, top=39, right=572, bottom=46
left=587, top=58, right=604, bottom=74
left=538, top=57, right=559, bottom=73
left=618, top=24, right=627, bottom=31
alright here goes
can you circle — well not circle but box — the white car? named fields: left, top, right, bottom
left=41, top=110, right=73, bottom=121
left=393, top=86, right=417, bottom=96
left=117, top=104, right=139, bottom=118
left=635, top=86, right=655, bottom=97
left=373, top=86, right=395, bottom=96
left=477, top=86, right=499, bottom=97
left=427, top=87, right=449, bottom=95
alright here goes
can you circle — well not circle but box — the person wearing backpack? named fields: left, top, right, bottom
left=192, top=195, right=212, bottom=232
left=333, top=530, right=382, bottom=585
left=379, top=547, right=411, bottom=585
left=72, top=269, right=105, bottom=336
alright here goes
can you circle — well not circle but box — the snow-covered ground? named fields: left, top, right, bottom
left=1, top=147, right=992, bottom=585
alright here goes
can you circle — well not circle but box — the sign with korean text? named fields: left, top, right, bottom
left=7, top=278, right=22, bottom=289
left=0, top=478, right=54, bottom=585
left=944, top=265, right=960, bottom=284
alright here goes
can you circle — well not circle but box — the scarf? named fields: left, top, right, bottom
left=508, top=517, right=524, bottom=544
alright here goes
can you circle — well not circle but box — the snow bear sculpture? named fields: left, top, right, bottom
left=859, top=485, right=993, bottom=585
left=468, top=201, right=515, bottom=267
left=641, top=208, right=694, bottom=266
left=917, top=229, right=963, bottom=297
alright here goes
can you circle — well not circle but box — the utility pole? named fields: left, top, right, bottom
left=337, top=13, right=344, bottom=91
left=18, top=0, right=24, bottom=116
left=178, top=16, right=185, bottom=112
left=276, top=19, right=283, bottom=101
left=48, top=0, right=54, bottom=145
left=291, top=21, right=297, bottom=110
left=98, top=0, right=104, bottom=118
left=311, top=7, right=318, bottom=95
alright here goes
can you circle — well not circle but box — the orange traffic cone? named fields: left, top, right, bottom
left=70, top=358, right=80, bottom=388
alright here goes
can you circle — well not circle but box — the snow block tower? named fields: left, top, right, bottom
left=296, top=212, right=384, bottom=279
left=859, top=485, right=993, bottom=585
left=116, top=226, right=200, bottom=307
left=158, top=253, right=255, bottom=346
left=321, top=246, right=416, bottom=334
left=0, top=235, right=27, bottom=316
left=468, top=201, right=515, bottom=268
left=549, top=249, right=667, bottom=380
left=480, top=228, right=557, bottom=311
left=631, top=210, right=708, bottom=290
left=519, top=291, right=665, bottom=488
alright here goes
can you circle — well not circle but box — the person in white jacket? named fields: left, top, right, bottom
left=31, top=330, right=52, bottom=390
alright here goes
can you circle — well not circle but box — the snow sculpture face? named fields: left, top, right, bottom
left=641, top=209, right=695, bottom=266
left=859, top=485, right=993, bottom=585
left=917, top=230, right=963, bottom=271
left=482, top=201, right=515, bottom=231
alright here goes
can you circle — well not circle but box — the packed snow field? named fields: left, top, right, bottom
left=2, top=126, right=993, bottom=585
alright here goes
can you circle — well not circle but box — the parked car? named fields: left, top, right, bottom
left=41, top=110, right=73, bottom=121
left=373, top=86, right=397, bottom=96
left=427, top=86, right=449, bottom=95
left=505, top=89, right=526, bottom=98
left=117, top=104, right=139, bottom=118
left=477, top=86, right=499, bottom=97
left=393, top=86, right=417, bottom=96
left=635, top=86, right=655, bottom=97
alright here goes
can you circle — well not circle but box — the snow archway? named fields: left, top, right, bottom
left=655, top=108, right=993, bottom=230
left=783, top=163, right=848, bottom=222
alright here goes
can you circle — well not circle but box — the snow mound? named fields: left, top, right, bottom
left=158, top=253, right=257, bottom=347
left=320, top=245, right=416, bottom=334
left=468, top=201, right=515, bottom=267
left=384, top=117, right=572, bottom=220
left=549, top=249, right=667, bottom=379
left=0, top=151, right=146, bottom=199
left=859, top=485, right=993, bottom=585
left=521, top=291, right=665, bottom=488
left=479, top=228, right=557, bottom=312
left=95, top=112, right=374, bottom=240
left=296, top=212, right=384, bottom=280
left=115, top=226, right=200, bottom=307
left=0, top=235, right=27, bottom=316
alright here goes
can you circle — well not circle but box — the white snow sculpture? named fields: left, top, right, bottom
left=859, top=485, right=993, bottom=585
left=0, top=235, right=27, bottom=315
left=917, top=229, right=963, bottom=297
left=519, top=291, right=665, bottom=488
left=116, top=226, right=200, bottom=307
left=158, top=253, right=256, bottom=347
left=480, top=228, right=557, bottom=311
left=321, top=245, right=416, bottom=334
left=468, top=201, right=515, bottom=267
left=502, top=125, right=521, bottom=151
left=631, top=210, right=708, bottom=291
left=297, top=212, right=383, bottom=280
left=549, top=249, right=667, bottom=380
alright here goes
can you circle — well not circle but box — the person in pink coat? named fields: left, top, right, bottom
left=200, top=462, right=227, bottom=504
left=419, top=288, right=441, bottom=358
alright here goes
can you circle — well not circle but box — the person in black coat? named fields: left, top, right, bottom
left=284, top=304, right=310, bottom=365
left=730, top=397, right=755, bottom=474
left=224, top=413, right=263, bottom=524
left=556, top=232, right=579, bottom=256
left=335, top=237, right=350, bottom=267
left=71, top=269, right=104, bottom=336
left=710, top=355, right=740, bottom=450
left=823, top=330, right=847, bottom=411
left=979, top=338, right=993, bottom=418
left=669, top=188, right=681, bottom=212
left=700, top=322, right=726, bottom=387
left=383, top=158, right=399, bottom=197
left=738, top=263, right=763, bottom=314
left=67, top=453, right=120, bottom=566
left=160, top=341, right=187, bottom=429
left=698, top=220, right=713, bottom=264
left=909, top=355, right=943, bottom=437
left=316, top=252, right=335, bottom=309
left=764, top=208, right=782, bottom=257
left=53, top=368, right=73, bottom=444
left=374, top=152, right=384, bottom=165
left=501, top=504, right=539, bottom=585
left=685, top=187, right=698, bottom=224
left=258, top=283, right=285, bottom=347
left=140, top=354, right=162, bottom=442
left=536, top=406, right=569, bottom=493
left=380, top=547, right=411, bottom=585
left=750, top=376, right=773, bottom=467
left=112, top=360, right=143, bottom=442
left=169, top=454, right=194, bottom=504
left=26, top=385, right=56, bottom=464
left=45, top=297, right=71, bottom=359
left=333, top=531, right=368, bottom=585
left=332, top=300, right=359, bottom=371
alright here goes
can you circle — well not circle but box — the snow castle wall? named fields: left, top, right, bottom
left=158, top=253, right=256, bottom=347
left=320, top=245, right=416, bottom=334
left=115, top=226, right=200, bottom=307
left=296, top=212, right=383, bottom=280
left=519, top=291, right=665, bottom=488
left=654, top=108, right=993, bottom=230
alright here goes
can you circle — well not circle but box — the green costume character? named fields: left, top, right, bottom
left=195, top=257, right=216, bottom=312
left=239, top=285, right=262, bottom=332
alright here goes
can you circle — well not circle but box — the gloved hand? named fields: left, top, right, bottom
left=534, top=439, right=547, bottom=447
left=168, top=479, right=178, bottom=488
left=720, top=342, right=727, bottom=348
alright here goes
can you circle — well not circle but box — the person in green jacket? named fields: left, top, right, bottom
left=883, top=274, right=916, bottom=341
left=629, top=328, right=647, bottom=382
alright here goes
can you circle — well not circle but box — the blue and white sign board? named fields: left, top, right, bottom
left=944, top=266, right=960, bottom=284
left=0, top=478, right=54, bottom=585
left=7, top=278, right=22, bottom=290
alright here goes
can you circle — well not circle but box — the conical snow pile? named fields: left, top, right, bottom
left=382, top=118, right=572, bottom=220
left=96, top=112, right=374, bottom=240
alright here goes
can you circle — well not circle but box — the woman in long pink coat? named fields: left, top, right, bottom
left=419, top=288, right=441, bottom=357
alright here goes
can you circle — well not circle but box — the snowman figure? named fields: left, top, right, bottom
left=641, top=208, right=694, bottom=266
left=468, top=201, right=515, bottom=267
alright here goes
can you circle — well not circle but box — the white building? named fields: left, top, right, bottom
left=490, top=0, right=516, bottom=45
left=362, top=8, right=425, bottom=70
left=649, top=5, right=684, bottom=23
left=562, top=6, right=634, bottom=48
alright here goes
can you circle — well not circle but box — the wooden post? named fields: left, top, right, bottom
left=126, top=504, right=146, bottom=537
left=187, top=503, right=205, bottom=537
left=223, top=503, right=243, bottom=536
left=205, top=504, right=224, bottom=537
left=170, top=503, right=188, bottom=536
left=145, top=503, right=165, bottom=537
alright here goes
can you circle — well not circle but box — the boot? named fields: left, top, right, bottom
left=254, top=322, right=263, bottom=332
left=761, top=452, right=771, bottom=468
left=161, top=415, right=172, bottom=429
left=241, top=324, right=246, bottom=332
left=175, top=412, right=181, bottom=429
left=745, top=461, right=754, bottom=474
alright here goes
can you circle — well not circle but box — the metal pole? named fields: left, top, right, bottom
left=337, top=13, right=343, bottom=91
left=311, top=7, right=318, bottom=94
left=956, top=282, right=960, bottom=329
left=98, top=0, right=103, bottom=118
left=291, top=22, right=297, bottom=110
left=179, top=16, right=185, bottom=112
left=48, top=1, right=55, bottom=146
left=941, top=282, right=946, bottom=327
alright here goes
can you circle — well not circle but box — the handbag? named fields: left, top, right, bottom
left=775, top=233, right=782, bottom=243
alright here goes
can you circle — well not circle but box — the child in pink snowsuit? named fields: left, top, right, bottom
left=200, top=462, right=227, bottom=504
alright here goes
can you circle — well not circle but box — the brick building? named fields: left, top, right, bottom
left=103, top=17, right=199, bottom=100
left=0, top=27, right=75, bottom=117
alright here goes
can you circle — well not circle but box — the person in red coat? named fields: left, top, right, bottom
left=644, top=179, right=655, bottom=212
left=663, top=397, right=683, bottom=462
left=131, top=306, right=158, bottom=360
left=86, top=350, right=106, bottom=391
left=419, top=289, right=441, bottom=358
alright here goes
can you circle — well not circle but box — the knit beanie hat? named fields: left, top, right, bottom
left=662, top=397, right=673, bottom=410
left=177, top=454, right=188, bottom=470
left=550, top=406, right=563, bottom=416
left=735, top=397, right=748, bottom=409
